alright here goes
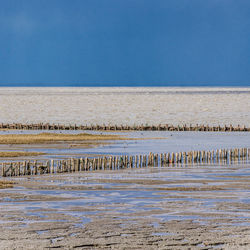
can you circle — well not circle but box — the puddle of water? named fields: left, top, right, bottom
left=196, top=242, right=225, bottom=248
left=69, top=233, right=78, bottom=237
left=51, top=236, right=64, bottom=244
left=0, top=219, right=68, bottom=225
left=153, top=213, right=205, bottom=222
left=36, top=230, right=49, bottom=235
left=152, top=232, right=174, bottom=236
left=25, top=212, right=47, bottom=218
left=230, top=221, right=250, bottom=227
left=121, top=233, right=132, bottom=237
left=2, top=197, right=27, bottom=202
left=213, top=244, right=225, bottom=249
left=74, top=217, right=91, bottom=228
left=196, top=243, right=205, bottom=247
left=152, top=222, right=160, bottom=228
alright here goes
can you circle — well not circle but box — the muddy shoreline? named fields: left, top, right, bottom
left=1, top=165, right=249, bottom=249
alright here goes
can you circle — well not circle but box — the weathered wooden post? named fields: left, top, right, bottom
left=243, top=148, right=246, bottom=159
left=215, top=149, right=218, bottom=163
left=171, top=152, right=174, bottom=164
left=212, top=150, right=215, bottom=164
left=228, top=149, right=231, bottom=164
left=2, top=163, right=5, bottom=177
left=80, top=158, right=83, bottom=171
left=148, top=153, right=151, bottom=165
left=115, top=157, right=118, bottom=169
left=187, top=152, right=190, bottom=164
left=129, top=156, right=133, bottom=168
left=124, top=155, right=127, bottom=168
left=23, top=161, right=27, bottom=175
left=51, top=160, right=54, bottom=174
left=153, top=154, right=157, bottom=167
left=34, top=161, right=37, bottom=175
left=66, top=159, right=70, bottom=172
left=143, top=155, right=146, bottom=167
left=18, top=162, right=21, bottom=176
left=225, top=149, right=229, bottom=162
left=45, top=160, right=49, bottom=174
left=198, top=151, right=201, bottom=163
left=109, top=157, right=112, bottom=170
left=77, top=158, right=80, bottom=171
left=138, top=155, right=141, bottom=168
left=219, top=149, right=222, bottom=162
left=150, top=153, right=153, bottom=166
left=112, top=157, right=115, bottom=169
left=135, top=155, right=138, bottom=168
left=232, top=149, right=235, bottom=161
left=159, top=154, right=162, bottom=167
left=240, top=148, right=243, bottom=159
left=190, top=151, right=193, bottom=164
left=163, top=153, right=167, bottom=166
left=175, top=153, right=178, bottom=164
left=103, top=157, right=107, bottom=170
left=193, top=151, right=196, bottom=163
left=64, top=160, right=67, bottom=172
left=201, top=151, right=204, bottom=163
left=92, top=158, right=95, bottom=171
left=182, top=152, right=186, bottom=164
left=72, top=158, right=76, bottom=172
left=55, top=161, right=59, bottom=173
left=235, top=148, right=238, bottom=161
left=14, top=163, right=18, bottom=176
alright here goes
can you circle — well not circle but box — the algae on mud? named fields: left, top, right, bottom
left=0, top=151, right=45, bottom=157
left=0, top=132, right=126, bottom=144
left=0, top=180, right=15, bottom=189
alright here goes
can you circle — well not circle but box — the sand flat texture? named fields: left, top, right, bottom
left=0, top=87, right=249, bottom=126
left=0, top=165, right=249, bottom=249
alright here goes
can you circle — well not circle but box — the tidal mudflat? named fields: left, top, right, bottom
left=0, top=130, right=249, bottom=249
left=0, top=87, right=250, bottom=126
left=0, top=111, right=249, bottom=248
left=0, top=164, right=249, bottom=249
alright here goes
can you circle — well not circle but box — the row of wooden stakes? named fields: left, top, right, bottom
left=1, top=148, right=249, bottom=177
left=0, top=123, right=250, bottom=132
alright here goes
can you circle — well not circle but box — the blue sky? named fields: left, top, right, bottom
left=0, top=0, right=249, bottom=86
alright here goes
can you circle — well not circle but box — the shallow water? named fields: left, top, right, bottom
left=0, top=130, right=249, bottom=161
left=1, top=165, right=249, bottom=228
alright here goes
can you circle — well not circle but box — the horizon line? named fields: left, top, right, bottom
left=0, top=83, right=249, bottom=87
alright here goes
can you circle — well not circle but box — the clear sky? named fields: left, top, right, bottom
left=0, top=0, right=249, bottom=86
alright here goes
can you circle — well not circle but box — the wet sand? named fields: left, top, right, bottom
left=0, top=164, right=249, bottom=249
